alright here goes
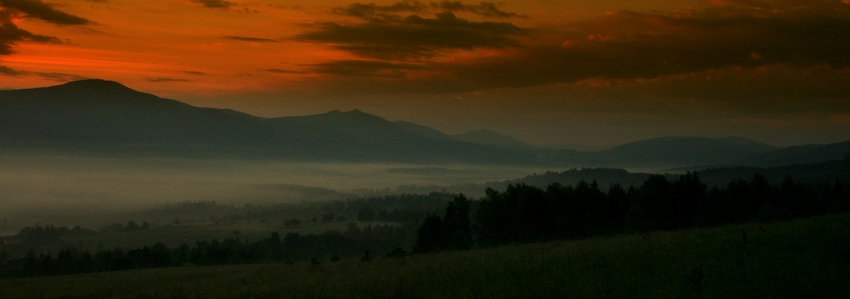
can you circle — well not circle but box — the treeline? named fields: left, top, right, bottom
left=416, top=172, right=849, bottom=251
left=1, top=223, right=406, bottom=278
left=134, top=192, right=455, bottom=228
left=0, top=222, right=152, bottom=259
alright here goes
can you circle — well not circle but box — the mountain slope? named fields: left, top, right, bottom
left=0, top=81, right=536, bottom=163
left=452, top=129, right=537, bottom=151
left=272, top=109, right=537, bottom=163
left=590, top=136, right=779, bottom=169
left=743, top=141, right=850, bottom=167
left=5, top=80, right=846, bottom=168
left=0, top=80, right=311, bottom=158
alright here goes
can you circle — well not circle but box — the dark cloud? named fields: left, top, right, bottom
left=303, top=1, right=850, bottom=99
left=332, top=1, right=524, bottom=20
left=33, top=71, right=87, bottom=81
left=0, top=0, right=89, bottom=25
left=295, top=12, right=526, bottom=59
left=224, top=35, right=278, bottom=42
left=312, top=60, right=423, bottom=78
left=0, top=65, right=85, bottom=81
left=264, top=68, right=307, bottom=74
left=146, top=77, right=190, bottom=82
left=182, top=71, right=205, bottom=75
left=332, top=1, right=426, bottom=21
left=0, top=0, right=88, bottom=55
left=432, top=1, right=526, bottom=19
left=0, top=65, right=24, bottom=76
left=0, top=19, right=62, bottom=55
left=190, top=0, right=235, bottom=9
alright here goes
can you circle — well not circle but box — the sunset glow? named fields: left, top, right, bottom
left=2, top=0, right=849, bottom=147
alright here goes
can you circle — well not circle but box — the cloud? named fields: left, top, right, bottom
left=0, top=65, right=85, bottom=81
left=0, top=19, right=61, bottom=55
left=0, top=65, right=24, bottom=76
left=331, top=1, right=524, bottom=20
left=300, top=1, right=850, bottom=97
left=332, top=1, right=427, bottom=20
left=182, top=71, right=205, bottom=75
left=224, top=35, right=278, bottom=42
left=190, top=0, right=235, bottom=9
left=0, top=0, right=89, bottom=25
left=312, top=60, right=424, bottom=78
left=432, top=1, right=526, bottom=19
left=146, top=77, right=190, bottom=82
left=295, top=11, right=526, bottom=59
left=264, top=68, right=307, bottom=74
left=0, top=0, right=89, bottom=55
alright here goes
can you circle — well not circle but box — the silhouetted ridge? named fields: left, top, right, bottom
left=58, top=79, right=131, bottom=91
left=453, top=129, right=535, bottom=150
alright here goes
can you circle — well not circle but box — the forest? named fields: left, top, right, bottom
left=416, top=172, right=848, bottom=253
left=2, top=158, right=849, bottom=278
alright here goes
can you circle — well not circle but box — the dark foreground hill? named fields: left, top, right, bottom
left=1, top=213, right=847, bottom=299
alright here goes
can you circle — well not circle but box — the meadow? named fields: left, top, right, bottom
left=2, top=212, right=847, bottom=299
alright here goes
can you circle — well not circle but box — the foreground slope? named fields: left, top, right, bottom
left=2, top=213, right=847, bottom=299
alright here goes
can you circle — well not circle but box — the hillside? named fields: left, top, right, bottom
left=743, top=141, right=850, bottom=167
left=452, top=129, right=537, bottom=150
left=0, top=80, right=531, bottom=163
left=0, top=80, right=308, bottom=158
left=591, top=136, right=778, bottom=169
left=3, top=80, right=849, bottom=169
left=2, top=213, right=847, bottom=298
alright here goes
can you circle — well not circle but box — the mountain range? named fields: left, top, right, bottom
left=2, top=79, right=849, bottom=170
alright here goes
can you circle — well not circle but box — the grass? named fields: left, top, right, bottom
left=3, top=213, right=849, bottom=299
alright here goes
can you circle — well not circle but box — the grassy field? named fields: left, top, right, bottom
left=65, top=220, right=395, bottom=250
left=3, top=213, right=849, bottom=299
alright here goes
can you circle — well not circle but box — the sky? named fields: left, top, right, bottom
left=1, top=0, right=849, bottom=148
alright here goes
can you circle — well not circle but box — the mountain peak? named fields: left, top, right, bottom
left=58, top=79, right=134, bottom=92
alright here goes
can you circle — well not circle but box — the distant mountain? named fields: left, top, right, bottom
left=743, top=141, right=850, bottom=167
left=4, top=79, right=848, bottom=169
left=538, top=143, right=613, bottom=152
left=0, top=79, right=307, bottom=158
left=393, top=121, right=454, bottom=142
left=0, top=80, right=534, bottom=163
left=272, top=109, right=538, bottom=163
left=451, top=129, right=537, bottom=151
left=587, top=136, right=779, bottom=169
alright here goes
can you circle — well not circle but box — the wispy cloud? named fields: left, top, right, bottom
left=224, top=36, right=278, bottom=42
left=146, top=77, right=190, bottom=82
left=0, top=0, right=88, bottom=55
left=0, top=65, right=86, bottom=81
left=300, top=1, right=850, bottom=97
left=331, top=1, right=525, bottom=20
left=264, top=68, right=307, bottom=74
left=432, top=1, right=526, bottom=19
left=295, top=11, right=526, bottom=60
left=0, top=0, right=90, bottom=25
left=189, top=0, right=235, bottom=9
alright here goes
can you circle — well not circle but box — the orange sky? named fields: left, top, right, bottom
left=2, top=0, right=850, bottom=147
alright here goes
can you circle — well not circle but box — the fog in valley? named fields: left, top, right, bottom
left=0, top=154, right=545, bottom=233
